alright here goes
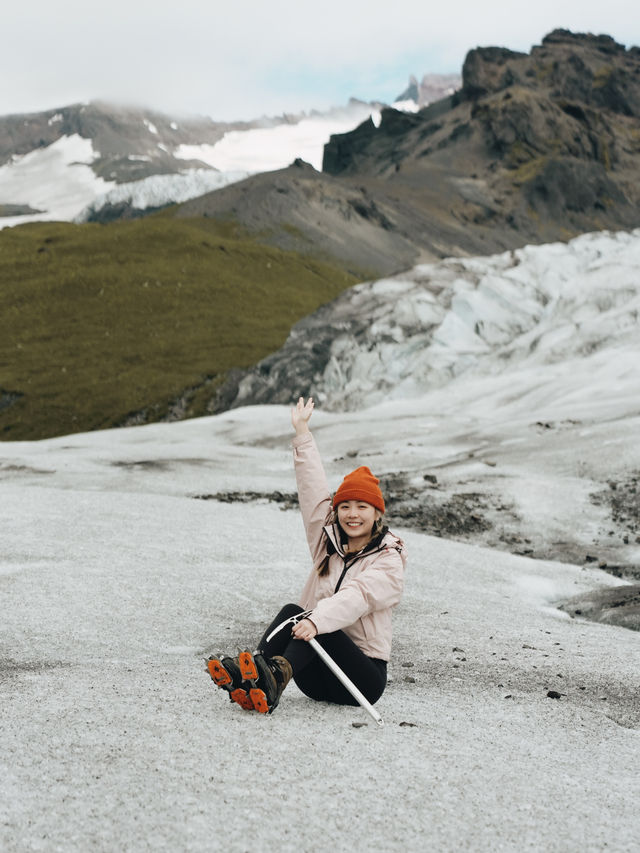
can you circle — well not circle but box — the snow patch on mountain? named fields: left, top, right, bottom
left=174, top=107, right=380, bottom=173
left=75, top=168, right=250, bottom=221
left=0, top=135, right=108, bottom=228
left=391, top=99, right=419, bottom=113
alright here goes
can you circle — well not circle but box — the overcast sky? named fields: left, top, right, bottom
left=3, top=0, right=638, bottom=121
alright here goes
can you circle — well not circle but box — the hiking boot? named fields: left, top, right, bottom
left=206, top=655, right=255, bottom=711
left=239, top=651, right=293, bottom=714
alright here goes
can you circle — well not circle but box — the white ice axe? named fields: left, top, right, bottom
left=265, top=611, right=384, bottom=727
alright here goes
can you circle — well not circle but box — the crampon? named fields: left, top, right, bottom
left=205, top=655, right=256, bottom=712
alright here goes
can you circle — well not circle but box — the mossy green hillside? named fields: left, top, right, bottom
left=0, top=217, right=359, bottom=441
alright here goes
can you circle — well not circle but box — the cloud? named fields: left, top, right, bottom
left=2, top=0, right=639, bottom=120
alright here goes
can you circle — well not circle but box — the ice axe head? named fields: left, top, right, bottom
left=265, top=609, right=313, bottom=643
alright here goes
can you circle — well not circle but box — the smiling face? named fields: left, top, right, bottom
left=336, top=500, right=381, bottom=551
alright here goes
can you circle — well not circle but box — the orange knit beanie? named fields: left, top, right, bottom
left=332, top=466, right=385, bottom=513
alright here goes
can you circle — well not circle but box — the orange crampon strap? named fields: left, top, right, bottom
left=230, top=688, right=255, bottom=711
left=249, top=688, right=269, bottom=714
left=207, top=658, right=233, bottom=687
left=238, top=651, right=259, bottom=682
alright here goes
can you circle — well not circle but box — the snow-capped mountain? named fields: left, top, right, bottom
left=0, top=99, right=385, bottom=229
left=0, top=71, right=463, bottom=231
left=130, top=31, right=640, bottom=278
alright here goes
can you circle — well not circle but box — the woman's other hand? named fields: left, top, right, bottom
left=291, top=396, right=314, bottom=435
left=292, top=618, right=318, bottom=641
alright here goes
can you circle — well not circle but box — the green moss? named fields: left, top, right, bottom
left=506, top=140, right=534, bottom=167
left=593, top=66, right=613, bottom=89
left=0, top=217, right=360, bottom=440
left=535, top=62, right=555, bottom=82
left=510, top=156, right=549, bottom=185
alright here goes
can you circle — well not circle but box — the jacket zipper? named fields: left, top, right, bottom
left=333, top=542, right=387, bottom=593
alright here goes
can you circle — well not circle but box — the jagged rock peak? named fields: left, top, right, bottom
left=461, top=47, right=528, bottom=99
left=395, top=73, right=461, bottom=106
left=541, top=29, right=628, bottom=54
left=314, top=25, right=640, bottom=297
left=461, top=29, right=640, bottom=111
left=291, top=157, right=316, bottom=170
left=396, top=75, right=420, bottom=102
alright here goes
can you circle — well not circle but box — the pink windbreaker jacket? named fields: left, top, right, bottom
left=294, top=432, right=407, bottom=661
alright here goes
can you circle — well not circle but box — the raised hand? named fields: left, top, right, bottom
left=291, top=396, right=314, bottom=435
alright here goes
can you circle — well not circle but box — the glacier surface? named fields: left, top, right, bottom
left=1, top=225, right=639, bottom=851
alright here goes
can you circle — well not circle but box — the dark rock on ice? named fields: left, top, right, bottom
left=560, top=585, right=640, bottom=631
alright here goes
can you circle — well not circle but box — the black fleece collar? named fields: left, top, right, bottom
left=323, top=523, right=391, bottom=560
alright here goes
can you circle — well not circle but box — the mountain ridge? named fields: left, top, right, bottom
left=0, top=101, right=238, bottom=182
left=0, top=97, right=392, bottom=228
left=321, top=29, right=640, bottom=244
left=171, top=30, right=640, bottom=277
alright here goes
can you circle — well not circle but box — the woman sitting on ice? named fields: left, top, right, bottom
left=206, top=396, right=407, bottom=714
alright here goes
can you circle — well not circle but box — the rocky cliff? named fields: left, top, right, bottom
left=178, top=31, right=640, bottom=277
left=323, top=30, right=640, bottom=248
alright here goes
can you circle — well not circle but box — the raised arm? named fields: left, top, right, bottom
left=291, top=397, right=332, bottom=566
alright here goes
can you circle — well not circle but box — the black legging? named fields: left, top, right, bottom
left=257, top=603, right=387, bottom=706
